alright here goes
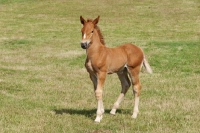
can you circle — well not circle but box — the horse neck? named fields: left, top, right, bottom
left=86, top=29, right=105, bottom=56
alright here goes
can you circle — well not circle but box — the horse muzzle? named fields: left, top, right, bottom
left=80, top=41, right=90, bottom=49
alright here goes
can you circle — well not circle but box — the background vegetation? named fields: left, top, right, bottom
left=0, top=0, right=200, bottom=132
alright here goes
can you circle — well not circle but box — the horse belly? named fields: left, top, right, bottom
left=106, top=52, right=127, bottom=74
left=107, top=62, right=126, bottom=74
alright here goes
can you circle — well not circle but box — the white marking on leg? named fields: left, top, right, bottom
left=101, top=100, right=104, bottom=114
left=95, top=99, right=103, bottom=122
left=110, top=93, right=124, bottom=115
left=132, top=96, right=139, bottom=118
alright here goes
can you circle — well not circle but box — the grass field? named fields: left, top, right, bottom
left=0, top=0, right=200, bottom=132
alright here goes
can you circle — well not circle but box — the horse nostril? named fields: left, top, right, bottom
left=81, top=42, right=85, bottom=46
left=81, top=42, right=87, bottom=49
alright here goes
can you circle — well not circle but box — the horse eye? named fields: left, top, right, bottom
left=91, top=31, right=94, bottom=33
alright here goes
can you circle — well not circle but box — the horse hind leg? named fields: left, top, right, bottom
left=110, top=69, right=131, bottom=115
left=132, top=82, right=141, bottom=119
left=128, top=67, right=142, bottom=119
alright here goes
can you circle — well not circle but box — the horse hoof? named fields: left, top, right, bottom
left=131, top=113, right=138, bottom=119
left=94, top=115, right=103, bottom=123
left=110, top=109, right=116, bottom=115
left=110, top=111, right=116, bottom=115
left=94, top=118, right=101, bottom=123
left=94, top=120, right=100, bottom=123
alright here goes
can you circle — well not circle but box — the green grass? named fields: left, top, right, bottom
left=0, top=0, right=200, bottom=132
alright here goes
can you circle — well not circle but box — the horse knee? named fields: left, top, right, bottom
left=95, top=90, right=103, bottom=100
left=133, top=84, right=141, bottom=96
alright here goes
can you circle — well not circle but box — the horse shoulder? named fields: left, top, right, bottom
left=85, top=51, right=108, bottom=73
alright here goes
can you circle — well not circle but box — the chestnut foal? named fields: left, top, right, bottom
left=80, top=16, right=152, bottom=122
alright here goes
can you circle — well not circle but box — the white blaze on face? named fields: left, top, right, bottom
left=83, top=33, right=86, bottom=39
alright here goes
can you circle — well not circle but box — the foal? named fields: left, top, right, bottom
left=80, top=16, right=152, bottom=123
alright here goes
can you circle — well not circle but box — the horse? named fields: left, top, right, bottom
left=80, top=16, right=152, bottom=122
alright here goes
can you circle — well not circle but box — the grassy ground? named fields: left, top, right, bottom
left=0, top=0, right=200, bottom=132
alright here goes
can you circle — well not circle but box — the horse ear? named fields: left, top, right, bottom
left=93, top=16, right=100, bottom=25
left=80, top=16, right=86, bottom=25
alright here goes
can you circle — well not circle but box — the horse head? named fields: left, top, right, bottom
left=80, top=16, right=100, bottom=49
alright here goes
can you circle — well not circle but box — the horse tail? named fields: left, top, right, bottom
left=143, top=56, right=153, bottom=74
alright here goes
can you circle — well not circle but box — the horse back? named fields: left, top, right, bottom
left=106, top=43, right=144, bottom=71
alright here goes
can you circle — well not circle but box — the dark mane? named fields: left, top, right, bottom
left=87, top=19, right=105, bottom=45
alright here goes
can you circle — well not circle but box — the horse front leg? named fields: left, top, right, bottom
left=94, top=71, right=106, bottom=123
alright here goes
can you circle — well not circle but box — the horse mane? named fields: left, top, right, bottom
left=87, top=19, right=105, bottom=45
